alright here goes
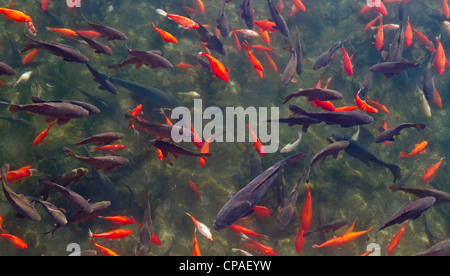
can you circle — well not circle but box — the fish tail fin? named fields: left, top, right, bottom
left=388, top=184, right=401, bottom=191
left=88, top=229, right=93, bottom=238
left=414, top=124, right=426, bottom=131
left=289, top=104, right=307, bottom=115
left=8, top=105, right=22, bottom=113
left=398, top=152, right=409, bottom=158
left=386, top=163, right=402, bottom=182
left=156, top=9, right=168, bottom=17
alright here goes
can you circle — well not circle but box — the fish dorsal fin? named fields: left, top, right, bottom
left=344, top=218, right=357, bottom=235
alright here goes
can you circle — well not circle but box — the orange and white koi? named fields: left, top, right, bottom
left=152, top=22, right=178, bottom=43
left=33, top=121, right=56, bottom=146
left=0, top=233, right=27, bottom=248
left=186, top=212, right=213, bottom=241
left=231, top=29, right=259, bottom=38
left=199, top=52, right=229, bottom=82
left=387, top=221, right=407, bottom=255
left=98, top=216, right=136, bottom=226
left=248, top=124, right=266, bottom=157
left=423, top=157, right=445, bottom=182
left=156, top=9, right=199, bottom=29
left=89, top=229, right=132, bottom=240
left=398, top=140, right=428, bottom=158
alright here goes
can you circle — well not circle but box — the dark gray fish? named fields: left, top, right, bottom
left=368, top=196, right=436, bottom=240
left=126, top=46, right=173, bottom=69
left=295, top=27, right=305, bottom=76
left=241, top=0, right=255, bottom=30
left=268, top=114, right=322, bottom=133
left=44, top=201, right=111, bottom=235
left=125, top=113, right=189, bottom=139
left=278, top=173, right=303, bottom=230
left=250, top=151, right=263, bottom=179
left=369, top=56, right=427, bottom=75
left=136, top=192, right=154, bottom=256
left=217, top=1, right=230, bottom=38
left=375, top=123, right=426, bottom=143
left=110, top=77, right=179, bottom=108
left=75, top=30, right=113, bottom=56
left=414, top=239, right=450, bottom=256
left=195, top=20, right=226, bottom=56
left=40, top=178, right=93, bottom=214
left=82, top=15, right=127, bottom=41
left=389, top=185, right=450, bottom=206
left=303, top=218, right=351, bottom=237
left=108, top=56, right=146, bottom=70
left=289, top=105, right=374, bottom=128
left=150, top=139, right=211, bottom=166
left=422, top=58, right=436, bottom=102
left=21, top=35, right=89, bottom=63
left=33, top=167, right=89, bottom=200
left=30, top=97, right=100, bottom=115
left=74, top=132, right=124, bottom=146
left=332, top=132, right=402, bottom=182
left=33, top=198, right=68, bottom=226
left=306, top=140, right=350, bottom=183
left=7, top=101, right=90, bottom=125
left=267, top=0, right=289, bottom=37
left=63, top=147, right=129, bottom=174
left=280, top=48, right=297, bottom=88
left=1, top=164, right=41, bottom=222
left=71, top=86, right=112, bottom=112
left=85, top=63, right=118, bottom=95
left=213, top=152, right=307, bottom=230
left=283, top=88, right=343, bottom=104
left=0, top=61, right=17, bottom=76
left=313, top=38, right=348, bottom=70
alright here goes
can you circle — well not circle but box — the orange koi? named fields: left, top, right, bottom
left=311, top=99, right=336, bottom=111
left=248, top=124, right=266, bottom=157
left=33, top=121, right=56, bottom=146
left=405, top=17, right=413, bottom=47
left=295, top=225, right=306, bottom=254
left=300, top=184, right=312, bottom=231
left=432, top=89, right=443, bottom=108
left=152, top=22, right=178, bottom=43
left=233, top=31, right=241, bottom=53
left=360, top=248, right=375, bottom=256
left=292, top=0, right=306, bottom=12
left=98, top=216, right=136, bottom=226
left=398, top=141, right=428, bottom=158
left=128, top=104, right=143, bottom=133
left=411, top=28, right=432, bottom=48
left=277, top=0, right=283, bottom=13
left=157, top=148, right=164, bottom=160
left=199, top=135, right=213, bottom=167
left=156, top=9, right=199, bottom=29
left=243, top=41, right=264, bottom=71
left=240, top=233, right=278, bottom=256
left=175, top=63, right=200, bottom=71
left=374, top=1, right=388, bottom=16
left=0, top=233, right=27, bottom=248
left=187, top=120, right=202, bottom=149
left=189, top=181, right=203, bottom=198
left=334, top=106, right=358, bottom=111
left=251, top=45, right=277, bottom=53
left=289, top=4, right=299, bottom=18
left=193, top=228, right=201, bottom=256
left=356, top=91, right=378, bottom=113
left=364, top=14, right=381, bottom=32
left=199, top=52, right=229, bottom=82
left=76, top=30, right=101, bottom=38
left=365, top=97, right=389, bottom=114
left=90, top=239, right=120, bottom=256
left=229, top=224, right=268, bottom=239
left=313, top=221, right=375, bottom=248
left=0, top=213, right=5, bottom=233
left=0, top=8, right=31, bottom=22
left=258, top=27, right=271, bottom=45
left=375, top=16, right=384, bottom=51
left=3, top=166, right=33, bottom=184
left=434, top=36, right=446, bottom=75
left=186, top=213, right=213, bottom=241
left=89, top=229, right=132, bottom=240
left=252, top=206, right=273, bottom=218
left=264, top=52, right=278, bottom=72
left=423, top=157, right=445, bottom=182
left=23, top=48, right=40, bottom=64
left=342, top=46, right=353, bottom=76
left=382, top=119, right=389, bottom=146
left=93, top=144, right=126, bottom=153
left=42, top=0, right=51, bottom=11
left=46, top=27, right=78, bottom=38
left=387, top=221, right=407, bottom=255
left=196, top=0, right=205, bottom=13
left=254, top=20, right=277, bottom=32
left=442, top=0, right=450, bottom=18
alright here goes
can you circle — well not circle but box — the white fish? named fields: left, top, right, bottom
left=14, top=71, right=33, bottom=87
left=186, top=212, right=213, bottom=241
left=178, top=91, right=201, bottom=98
left=280, top=131, right=302, bottom=153
left=417, top=87, right=431, bottom=118
left=443, top=21, right=450, bottom=35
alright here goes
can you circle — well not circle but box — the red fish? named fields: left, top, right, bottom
left=382, top=119, right=389, bottom=146
left=375, top=16, right=384, bottom=51
left=98, top=216, right=136, bottom=226
left=300, top=184, right=312, bottom=231
left=76, top=30, right=101, bottom=38
left=251, top=45, right=277, bottom=53
left=89, top=229, right=132, bottom=240
left=263, top=52, right=278, bottom=72
left=432, top=89, right=443, bottom=109
left=23, top=48, right=40, bottom=64
left=423, top=157, right=445, bottom=182
left=254, top=21, right=278, bottom=32
left=434, top=36, right=446, bottom=75
left=199, top=135, right=213, bottom=167
left=252, top=206, right=273, bottom=218
left=46, top=27, right=77, bottom=38
left=243, top=41, right=264, bottom=71
left=442, top=0, right=450, bottom=18
left=193, top=228, right=201, bottom=256
left=292, top=0, right=306, bottom=12
left=248, top=124, right=266, bottom=156
left=188, top=180, right=209, bottom=204
left=199, top=52, right=229, bottom=82
left=156, top=9, right=199, bottom=29
left=33, top=121, right=56, bottom=146
left=356, top=91, right=378, bottom=113
left=152, top=22, right=178, bottom=43
left=411, top=28, right=432, bottom=48
left=175, top=63, right=200, bottom=71
left=127, top=104, right=143, bottom=133
left=405, top=17, right=413, bottom=47
left=233, top=31, right=242, bottom=53
left=0, top=8, right=31, bottom=22
left=387, top=221, right=407, bottom=255
left=295, top=225, right=306, bottom=254
left=0, top=233, right=27, bottom=248
left=398, top=141, right=428, bottom=158
left=313, top=220, right=375, bottom=248
left=341, top=46, right=353, bottom=76
left=90, top=240, right=119, bottom=256
left=240, top=233, right=278, bottom=256
left=229, top=224, right=268, bottom=239
left=4, top=166, right=33, bottom=184
left=258, top=27, right=271, bottom=45
left=93, top=144, right=126, bottom=153
left=365, top=97, right=389, bottom=114
left=335, top=106, right=358, bottom=111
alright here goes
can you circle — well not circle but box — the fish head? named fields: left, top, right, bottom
left=213, top=199, right=253, bottom=230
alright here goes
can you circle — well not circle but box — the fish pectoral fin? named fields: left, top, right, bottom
left=103, top=167, right=113, bottom=174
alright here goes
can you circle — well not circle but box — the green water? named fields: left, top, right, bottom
left=0, top=0, right=448, bottom=256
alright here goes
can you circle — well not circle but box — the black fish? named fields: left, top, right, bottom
left=295, top=27, right=305, bottom=76
left=85, top=63, right=118, bottom=95
left=375, top=123, right=426, bottom=143
left=303, top=218, right=351, bottom=237
left=313, top=38, right=348, bottom=70
left=241, top=0, right=255, bottom=30
left=195, top=20, right=226, bottom=56
left=21, top=35, right=89, bottom=63
left=422, top=58, right=436, bottom=102
left=280, top=47, right=297, bottom=88
left=332, top=132, right=402, bottom=183
left=368, top=196, right=435, bottom=240
left=217, top=1, right=230, bottom=38
left=30, top=97, right=100, bottom=115
left=268, top=114, right=322, bottom=133
left=369, top=56, right=427, bottom=75
left=82, top=15, right=127, bottom=41
left=75, top=30, right=113, bottom=56
left=414, top=239, right=450, bottom=256
left=74, top=132, right=124, bottom=146
left=136, top=192, right=154, bottom=256
left=125, top=113, right=190, bottom=139
left=110, top=77, right=179, bottom=108
left=283, top=88, right=343, bottom=104
left=213, top=153, right=307, bottom=230
left=40, top=178, right=93, bottom=214
left=306, top=140, right=350, bottom=183
left=33, top=167, right=89, bottom=200
left=63, top=147, right=129, bottom=173
left=389, top=185, right=450, bottom=206
left=150, top=139, right=211, bottom=166
left=126, top=46, right=173, bottom=69
left=1, top=164, right=41, bottom=222
left=289, top=105, right=374, bottom=127
left=278, top=173, right=303, bottom=230
left=0, top=61, right=17, bottom=76
left=267, top=0, right=289, bottom=37
left=33, top=198, right=68, bottom=226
